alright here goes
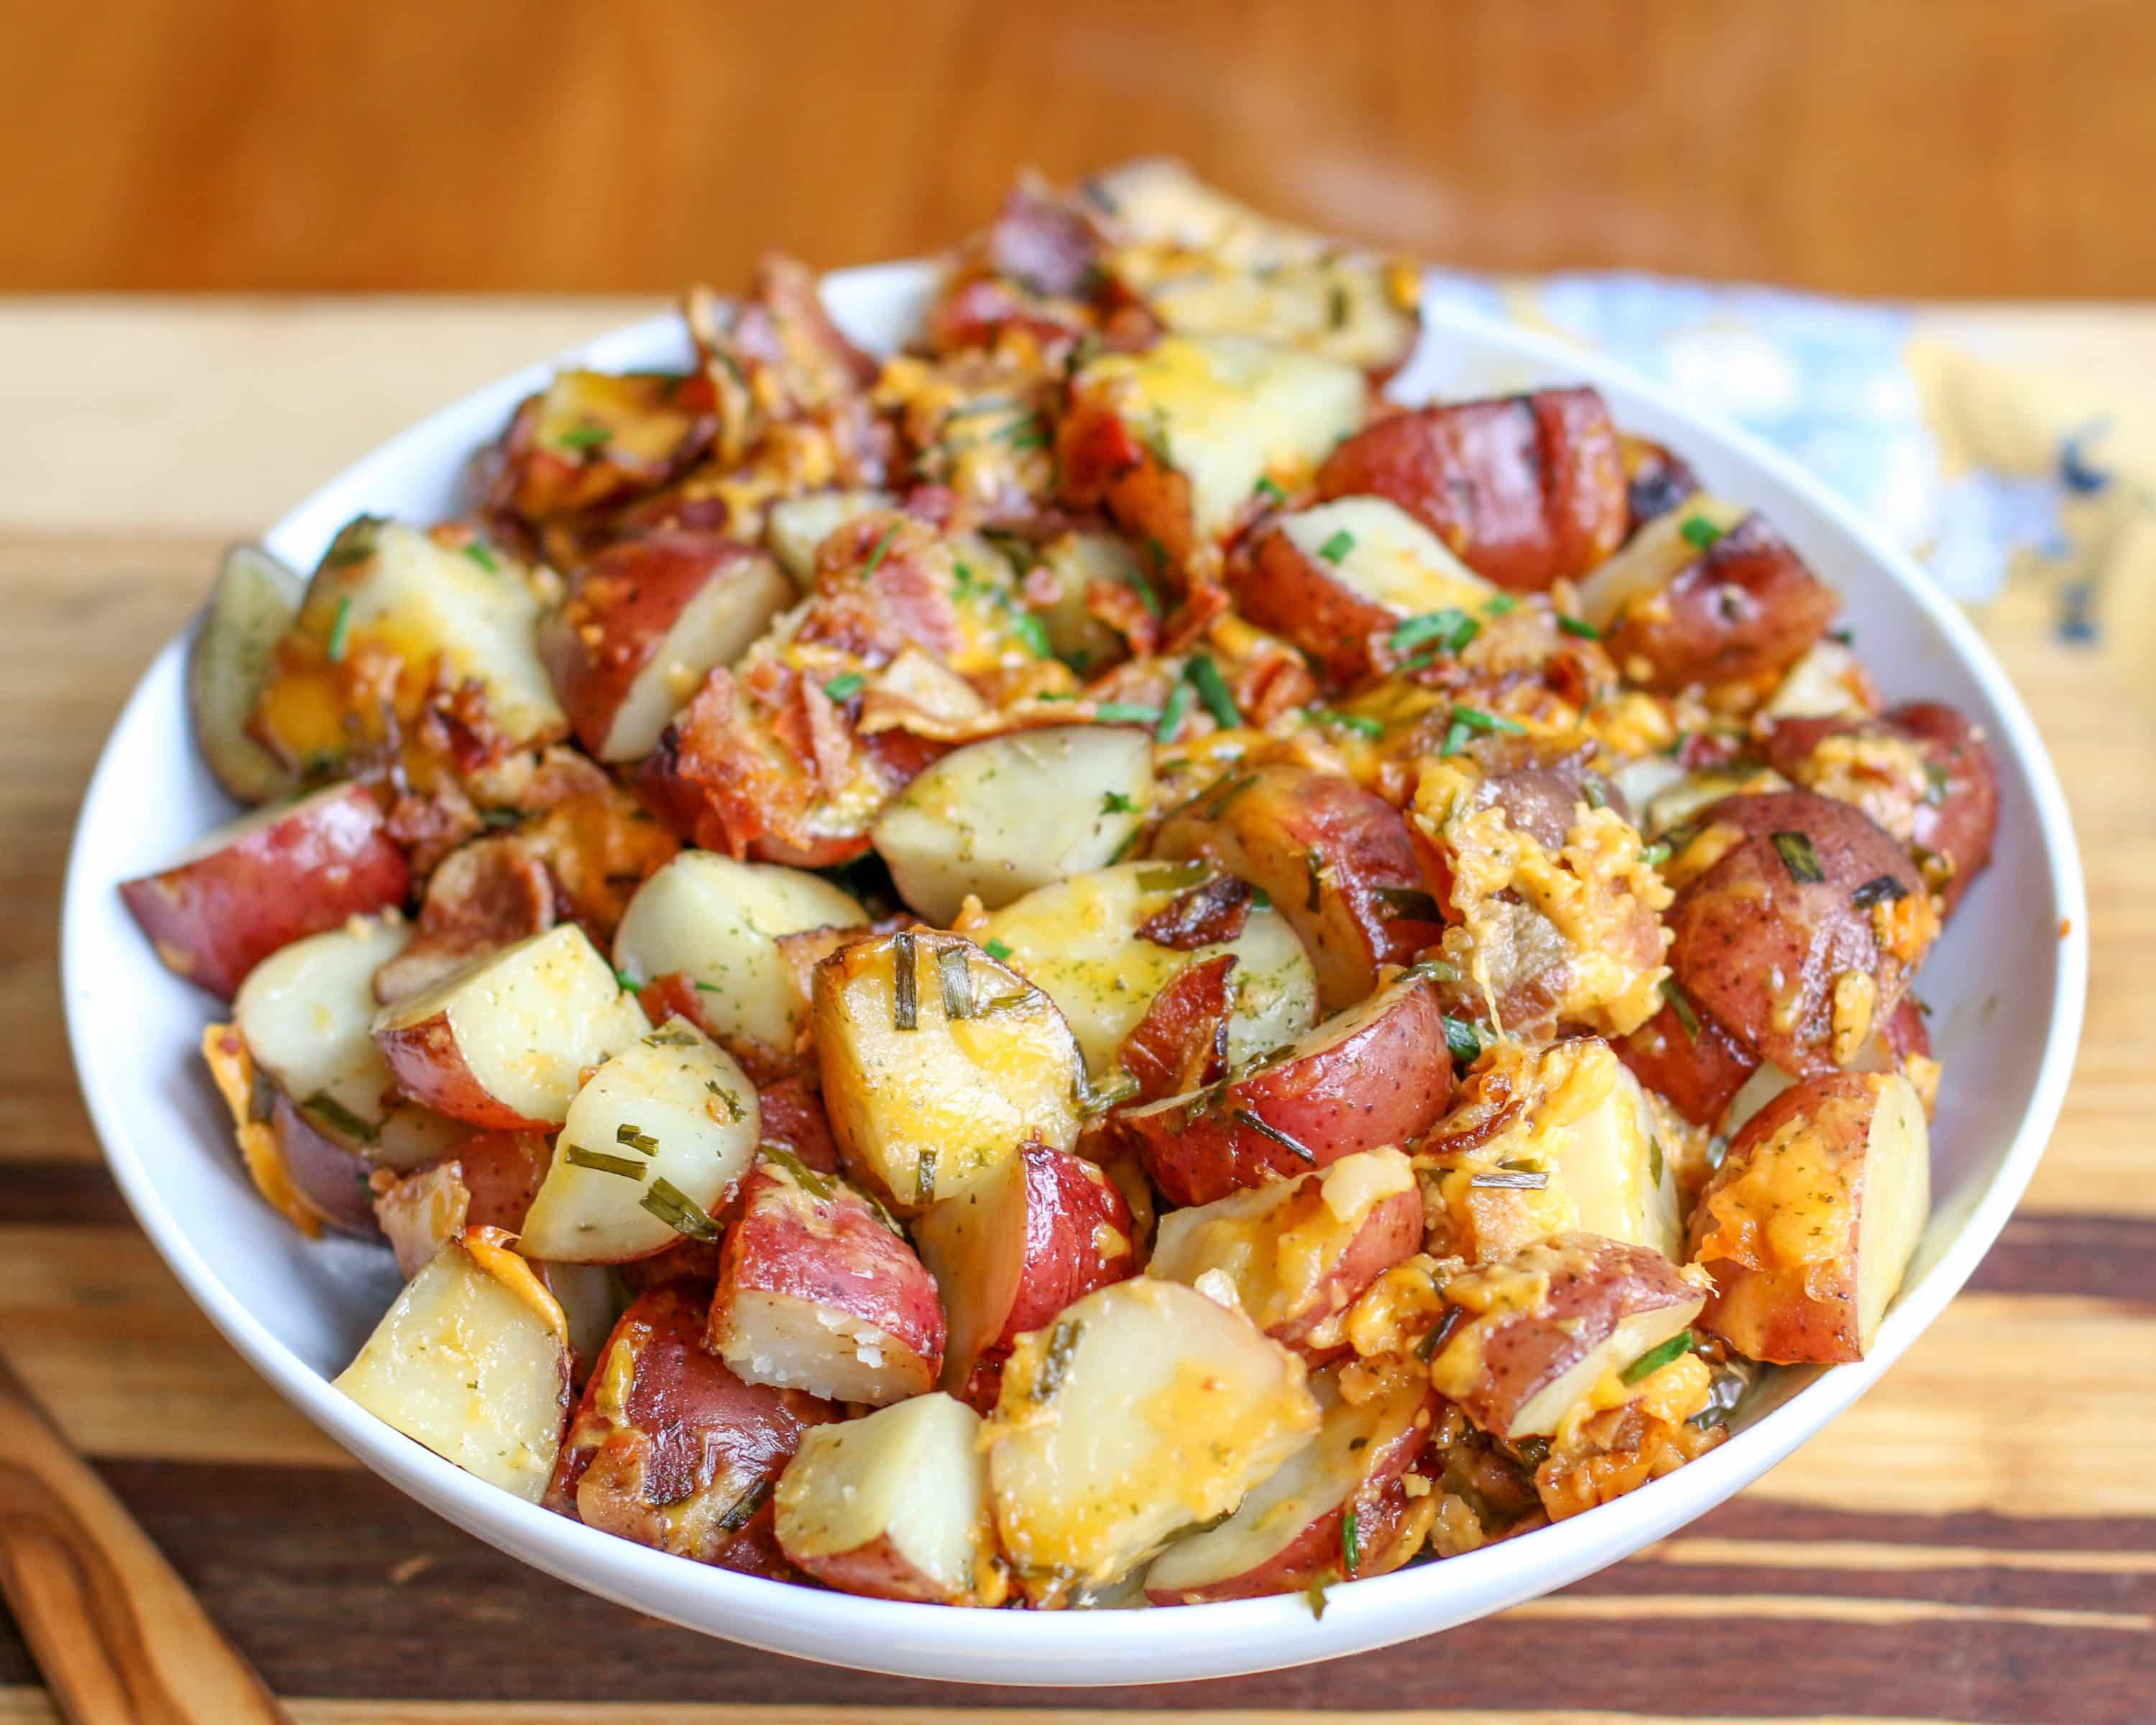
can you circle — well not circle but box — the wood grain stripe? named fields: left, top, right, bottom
left=0, top=1462, right=2142, bottom=1723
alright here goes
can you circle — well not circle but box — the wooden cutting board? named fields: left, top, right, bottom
left=0, top=302, right=2149, bottom=1725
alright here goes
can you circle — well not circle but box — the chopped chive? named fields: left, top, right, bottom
left=1679, top=515, right=1723, bottom=552
left=716, top=1478, right=771, bottom=1533
left=1483, top=594, right=1518, bottom=615
left=982, top=937, right=1014, bottom=963
left=325, top=597, right=353, bottom=663
left=1080, top=1070, right=1141, bottom=1118
left=477, top=806, right=525, bottom=829
left=862, top=523, right=900, bottom=579
left=1771, top=829, right=1826, bottom=884
left=614, top=1123, right=660, bottom=1155
left=1137, top=861, right=1208, bottom=893
left=1406, top=957, right=1463, bottom=984
left=1584, top=779, right=1608, bottom=811
left=1641, top=842, right=1671, bottom=868
left=1317, top=529, right=1355, bottom=565
left=916, top=1147, right=938, bottom=1205
left=1233, top=1108, right=1317, bottom=1164
left=1417, top=1305, right=1467, bottom=1362
left=1100, top=791, right=1138, bottom=814
left=1012, top=612, right=1051, bottom=658
left=822, top=671, right=865, bottom=702
left=1470, top=1169, right=1550, bottom=1190
left=1664, top=980, right=1702, bottom=1040
left=1329, top=712, right=1386, bottom=739
left=1388, top=608, right=1479, bottom=657
left=463, top=540, right=499, bottom=573
left=706, top=1081, right=745, bottom=1121
left=1442, top=1016, right=1483, bottom=1064
left=1187, top=656, right=1240, bottom=728
left=1341, top=1505, right=1362, bottom=1573
left=1376, top=886, right=1442, bottom=922
left=1145, top=417, right=1173, bottom=467
left=1557, top=614, right=1600, bottom=640
left=1621, top=1330, right=1696, bottom=1384
left=1123, top=565, right=1164, bottom=617
left=1145, top=536, right=1171, bottom=576
left=759, top=1143, right=833, bottom=1201
left=1304, top=1571, right=1337, bottom=1620
left=1093, top=702, right=1162, bottom=725
left=299, top=1090, right=378, bottom=1144
left=1440, top=705, right=1523, bottom=756
left=1253, top=475, right=1286, bottom=504
left=611, top=965, right=638, bottom=994
left=1156, top=681, right=1194, bottom=741
left=557, top=423, right=612, bottom=450
left=892, top=932, right=918, bottom=1031
left=1852, top=873, right=1909, bottom=910
left=641, top=1176, right=722, bottom=1240
left=938, top=946, right=975, bottom=1019
left=1033, top=1317, right=1083, bottom=1402
left=563, top=1144, right=648, bottom=1179
left=1922, top=762, right=1950, bottom=807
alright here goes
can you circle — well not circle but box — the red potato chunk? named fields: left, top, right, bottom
left=709, top=1155, right=946, bottom=1405
left=372, top=924, right=652, bottom=1130
left=754, top=1075, right=842, bottom=1177
left=1153, top=763, right=1445, bottom=1012
left=538, top=532, right=793, bottom=763
left=1593, top=510, right=1838, bottom=694
left=812, top=929, right=1085, bottom=1215
left=1232, top=496, right=1497, bottom=688
left=261, top=1091, right=379, bottom=1238
left=1689, top=1071, right=1930, bottom=1364
left=774, top=1392, right=999, bottom=1605
left=1427, top=1233, right=1708, bottom=1440
left=1664, top=790, right=1934, bottom=1078
left=334, top=1228, right=573, bottom=1502
left=1146, top=1147, right=1422, bottom=1360
left=474, top=369, right=718, bottom=530
left=914, top=1137, right=1135, bottom=1405
left=1143, top=1366, right=1439, bottom=1604
left=982, top=1278, right=1321, bottom=1600
left=1120, top=969, right=1453, bottom=1209
left=546, top=1282, right=837, bottom=1570
left=1616, top=993, right=1761, bottom=1129
left=120, top=783, right=410, bottom=999
left=1312, top=387, right=1627, bottom=592
left=188, top=542, right=303, bottom=806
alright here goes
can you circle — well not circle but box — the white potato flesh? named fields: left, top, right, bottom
left=1143, top=258, right=1417, bottom=376
left=1574, top=496, right=1749, bottom=631
left=1074, top=334, right=1367, bottom=541
left=872, top=726, right=1153, bottom=924
left=1143, top=1368, right=1426, bottom=1596
left=332, top=1235, right=570, bottom=1501
left=517, top=1021, right=760, bottom=1262
left=1641, top=765, right=1787, bottom=841
left=309, top=520, right=565, bottom=748
left=1277, top=497, right=1494, bottom=617
left=775, top=1393, right=990, bottom=1604
left=596, top=551, right=794, bottom=760
left=1534, top=1045, right=1686, bottom=1264
left=534, top=1260, right=627, bottom=1382
left=814, top=931, right=1084, bottom=1214
left=1508, top=1300, right=1700, bottom=1438
left=232, top=915, right=461, bottom=1169
left=189, top=542, right=302, bottom=804
left=1855, top=1073, right=1931, bottom=1351
left=372, top=925, right=651, bottom=1127
left=612, top=851, right=865, bottom=1054
left=1718, top=1033, right=1901, bottom=1141
left=983, top=1278, right=1320, bottom=1590
left=1029, top=532, right=1143, bottom=668
left=1761, top=638, right=1872, bottom=722
left=973, top=861, right=1319, bottom=1079
left=764, top=489, right=894, bottom=584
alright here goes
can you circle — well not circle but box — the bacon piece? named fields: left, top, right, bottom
left=1118, top=952, right=1239, bottom=1104
left=1137, top=875, right=1254, bottom=951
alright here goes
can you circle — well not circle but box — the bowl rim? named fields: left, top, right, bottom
left=61, top=264, right=2088, bottom=1685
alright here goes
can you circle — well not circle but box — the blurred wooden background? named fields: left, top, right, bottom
left=5, top=0, right=2154, bottom=298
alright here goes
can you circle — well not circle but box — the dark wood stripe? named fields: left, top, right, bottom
left=0, top=1460, right=2142, bottom=1724
left=0, top=1163, right=132, bottom=1228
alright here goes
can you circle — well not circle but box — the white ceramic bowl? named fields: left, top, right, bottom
left=62, top=262, right=2086, bottom=1685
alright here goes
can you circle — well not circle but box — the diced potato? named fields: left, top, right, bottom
left=372, top=925, right=652, bottom=1130
left=332, top=1228, right=572, bottom=1501
left=764, top=489, right=895, bottom=584
left=517, top=1020, right=761, bottom=1263
left=813, top=930, right=1085, bottom=1215
left=188, top=542, right=302, bottom=804
left=872, top=725, right=1153, bottom=924
left=1573, top=497, right=1750, bottom=631
left=972, top=860, right=1319, bottom=1080
left=1028, top=531, right=1146, bottom=670
left=775, top=1393, right=995, bottom=1604
left=612, top=851, right=866, bottom=1059
left=1761, top=638, right=1874, bottom=722
left=982, top=1278, right=1320, bottom=1597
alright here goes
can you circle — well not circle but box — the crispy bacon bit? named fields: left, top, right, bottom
left=1084, top=574, right=1164, bottom=656
left=1138, top=875, right=1255, bottom=951
left=1118, top=952, right=1239, bottom=1103
left=374, top=834, right=556, bottom=1005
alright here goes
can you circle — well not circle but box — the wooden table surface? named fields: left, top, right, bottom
left=1, top=299, right=2150, bottom=1725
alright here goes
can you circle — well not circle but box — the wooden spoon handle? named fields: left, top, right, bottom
left=0, top=1356, right=290, bottom=1724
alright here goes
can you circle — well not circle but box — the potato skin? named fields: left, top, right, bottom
left=1234, top=520, right=1396, bottom=688
left=120, top=783, right=410, bottom=999
left=1153, top=764, right=1444, bottom=1012
left=1602, top=513, right=1838, bottom=693
left=754, top=1075, right=842, bottom=1177
left=996, top=1140, right=1136, bottom=1344
left=545, top=1282, right=835, bottom=1570
left=1667, top=790, right=1930, bottom=1077
left=1616, top=993, right=1760, bottom=1128
left=1120, top=970, right=1453, bottom=1208
left=1313, top=388, right=1626, bottom=592
left=266, top=1092, right=381, bottom=1237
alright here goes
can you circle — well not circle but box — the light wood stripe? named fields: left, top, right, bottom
left=1508, top=1593, right=2151, bottom=1633
left=1649, top=1537, right=2156, bottom=1576
left=0, top=1698, right=1991, bottom=1725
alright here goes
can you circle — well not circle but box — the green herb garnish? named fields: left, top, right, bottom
left=1013, top=612, right=1051, bottom=658
left=892, top=932, right=918, bottom=1031
left=1156, top=679, right=1194, bottom=742
left=938, top=946, right=975, bottom=1019
left=1621, top=1330, right=1695, bottom=1384
left=1679, top=515, right=1723, bottom=552
left=1100, top=791, right=1138, bottom=815
left=1093, top=702, right=1162, bottom=725
left=1317, top=529, right=1355, bottom=565
left=1483, top=594, right=1518, bottom=615
left=1187, top=656, right=1240, bottom=728
left=1442, top=1016, right=1483, bottom=1064
left=563, top=1144, right=648, bottom=1179
left=716, top=1478, right=771, bottom=1533
left=614, top=1123, right=659, bottom=1155
left=463, top=541, right=499, bottom=573
left=1253, top=475, right=1286, bottom=504
left=558, top=423, right=612, bottom=450
left=1771, top=829, right=1826, bottom=884
left=1852, top=873, right=1909, bottom=910
left=1388, top=608, right=1479, bottom=658
left=641, top=1176, right=722, bottom=1240
left=1329, top=712, right=1386, bottom=739
left=299, top=1090, right=377, bottom=1144
left=983, top=937, right=1014, bottom=963
left=325, top=597, right=353, bottom=663
left=1341, top=1506, right=1362, bottom=1573
left=1922, top=762, right=1951, bottom=807
left=1136, top=860, right=1208, bottom=893
left=1557, top=614, right=1600, bottom=640
left=862, top=523, right=900, bottom=579
left=1233, top=1108, right=1317, bottom=1164
left=1439, top=705, right=1524, bottom=757
left=1033, top=1318, right=1083, bottom=1402
left=822, top=671, right=865, bottom=702
left=1664, top=981, right=1701, bottom=1040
